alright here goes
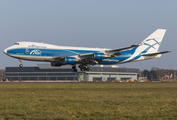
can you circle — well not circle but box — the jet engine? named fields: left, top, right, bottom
left=51, top=62, right=63, bottom=66
left=93, top=53, right=105, bottom=60
left=64, top=57, right=76, bottom=64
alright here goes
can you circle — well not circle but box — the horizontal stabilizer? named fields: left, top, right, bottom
left=141, top=51, right=171, bottom=56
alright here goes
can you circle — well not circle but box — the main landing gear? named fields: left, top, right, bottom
left=19, top=59, right=23, bottom=67
left=72, top=64, right=90, bottom=72
left=72, top=65, right=77, bottom=72
left=79, top=64, right=90, bottom=71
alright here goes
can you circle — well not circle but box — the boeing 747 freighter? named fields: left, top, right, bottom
left=3, top=29, right=171, bottom=72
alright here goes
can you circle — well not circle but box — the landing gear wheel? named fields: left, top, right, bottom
left=72, top=65, right=77, bottom=72
left=72, top=66, right=76, bottom=69
left=19, top=64, right=23, bottom=67
left=86, top=67, right=90, bottom=71
left=18, top=59, right=23, bottom=67
left=79, top=64, right=90, bottom=71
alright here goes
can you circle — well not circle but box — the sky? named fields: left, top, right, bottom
left=0, top=0, right=176, bottom=70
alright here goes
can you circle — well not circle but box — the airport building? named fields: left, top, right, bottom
left=5, top=65, right=139, bottom=82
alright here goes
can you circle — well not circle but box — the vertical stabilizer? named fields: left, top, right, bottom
left=119, top=29, right=167, bottom=64
left=138, top=29, right=166, bottom=53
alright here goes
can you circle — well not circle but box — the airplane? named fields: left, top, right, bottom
left=3, top=29, right=171, bottom=72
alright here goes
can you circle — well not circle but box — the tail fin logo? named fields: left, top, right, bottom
left=143, top=38, right=161, bottom=51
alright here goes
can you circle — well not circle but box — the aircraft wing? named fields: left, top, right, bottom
left=78, top=53, right=94, bottom=59
left=52, top=56, right=66, bottom=64
left=53, top=44, right=139, bottom=62
left=105, top=44, right=139, bottom=53
left=53, top=56, right=65, bottom=59
left=79, top=44, right=140, bottom=58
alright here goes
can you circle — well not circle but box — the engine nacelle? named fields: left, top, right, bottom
left=94, top=53, right=105, bottom=60
left=51, top=62, right=62, bottom=66
left=64, top=57, right=76, bottom=64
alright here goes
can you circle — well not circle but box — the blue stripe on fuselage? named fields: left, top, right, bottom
left=7, top=48, right=100, bottom=57
left=7, top=47, right=140, bottom=64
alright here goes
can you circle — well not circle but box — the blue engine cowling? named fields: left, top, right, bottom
left=51, top=62, right=62, bottom=66
left=64, top=57, right=76, bottom=64
left=94, top=53, right=105, bottom=60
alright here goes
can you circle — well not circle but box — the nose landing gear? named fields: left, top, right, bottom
left=19, top=59, right=23, bottom=67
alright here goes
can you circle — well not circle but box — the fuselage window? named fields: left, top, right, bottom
left=14, top=43, right=19, bottom=45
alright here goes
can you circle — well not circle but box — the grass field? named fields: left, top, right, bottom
left=1, top=82, right=177, bottom=88
left=0, top=83, right=177, bottom=119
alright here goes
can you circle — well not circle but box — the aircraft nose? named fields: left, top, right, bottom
left=3, top=48, right=7, bottom=54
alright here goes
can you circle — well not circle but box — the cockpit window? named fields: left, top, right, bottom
left=14, top=43, right=19, bottom=45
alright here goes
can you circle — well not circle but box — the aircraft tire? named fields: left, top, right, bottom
left=19, top=64, right=23, bottom=67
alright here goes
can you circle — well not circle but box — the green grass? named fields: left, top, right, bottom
left=0, top=83, right=176, bottom=119
left=0, top=82, right=177, bottom=88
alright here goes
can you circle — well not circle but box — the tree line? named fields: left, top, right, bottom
left=139, top=67, right=177, bottom=81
